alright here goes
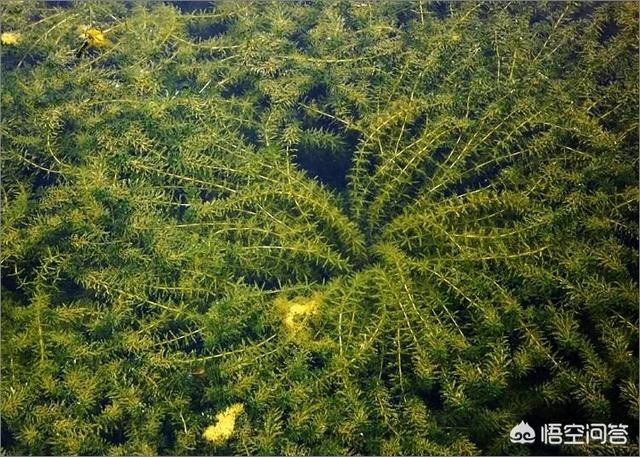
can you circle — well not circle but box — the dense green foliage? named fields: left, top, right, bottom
left=1, top=1, right=638, bottom=455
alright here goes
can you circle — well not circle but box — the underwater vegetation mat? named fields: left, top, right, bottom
left=1, top=0, right=638, bottom=455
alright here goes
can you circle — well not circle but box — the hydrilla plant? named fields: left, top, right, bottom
left=1, top=1, right=638, bottom=455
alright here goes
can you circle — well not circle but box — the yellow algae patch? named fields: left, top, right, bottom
left=86, top=28, right=108, bottom=47
left=78, top=26, right=109, bottom=47
left=202, top=403, right=244, bottom=444
left=276, top=291, right=323, bottom=331
left=1, top=32, right=21, bottom=45
left=285, top=302, right=316, bottom=329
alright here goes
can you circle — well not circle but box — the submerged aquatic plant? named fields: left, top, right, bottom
left=1, top=1, right=638, bottom=455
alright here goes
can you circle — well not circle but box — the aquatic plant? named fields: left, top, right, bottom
left=1, top=1, right=638, bottom=455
